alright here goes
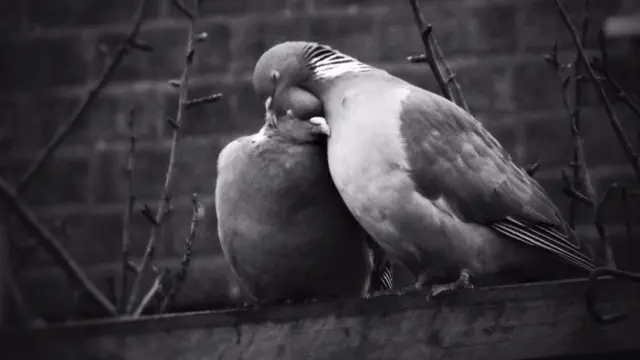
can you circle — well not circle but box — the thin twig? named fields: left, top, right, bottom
left=585, top=267, right=640, bottom=324
left=430, top=36, right=470, bottom=113
left=555, top=0, right=640, bottom=180
left=118, top=106, right=137, bottom=314
left=158, top=194, right=200, bottom=313
left=16, top=0, right=150, bottom=193
left=567, top=2, right=595, bottom=229
left=185, top=93, right=223, bottom=109
left=132, top=270, right=168, bottom=317
left=0, top=176, right=117, bottom=316
left=125, top=0, right=200, bottom=315
left=594, top=184, right=617, bottom=268
left=593, top=31, right=640, bottom=122
left=408, top=0, right=453, bottom=102
left=547, top=1, right=597, bottom=229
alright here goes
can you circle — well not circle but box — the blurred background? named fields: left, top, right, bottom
left=0, top=0, right=639, bottom=324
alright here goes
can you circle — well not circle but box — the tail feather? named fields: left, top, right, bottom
left=492, top=216, right=596, bottom=271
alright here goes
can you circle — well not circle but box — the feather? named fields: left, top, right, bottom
left=397, top=87, right=596, bottom=271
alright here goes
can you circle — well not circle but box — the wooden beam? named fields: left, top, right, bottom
left=1, top=278, right=639, bottom=360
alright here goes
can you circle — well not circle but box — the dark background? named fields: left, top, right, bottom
left=0, top=0, right=639, bottom=319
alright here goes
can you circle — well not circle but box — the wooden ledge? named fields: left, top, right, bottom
left=1, top=278, right=639, bottom=360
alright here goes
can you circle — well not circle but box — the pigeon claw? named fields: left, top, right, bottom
left=427, top=269, right=474, bottom=299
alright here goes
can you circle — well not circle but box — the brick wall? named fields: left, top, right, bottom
left=1, top=0, right=639, bottom=320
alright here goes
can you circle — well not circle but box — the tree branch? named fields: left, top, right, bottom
left=0, top=176, right=117, bottom=316
left=16, top=0, right=151, bottom=194
left=158, top=194, right=200, bottom=313
left=593, top=30, right=640, bottom=122
left=555, top=0, right=640, bottom=180
left=408, top=0, right=453, bottom=102
left=125, top=0, right=201, bottom=315
left=118, top=106, right=137, bottom=314
left=132, top=270, right=168, bottom=317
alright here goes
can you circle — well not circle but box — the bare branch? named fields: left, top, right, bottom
left=185, top=93, right=224, bottom=109
left=16, top=0, right=150, bottom=194
left=172, top=0, right=194, bottom=19
left=547, top=1, right=596, bottom=229
left=119, top=106, right=137, bottom=314
left=555, top=0, right=640, bottom=180
left=0, top=176, right=117, bottom=316
left=593, top=31, right=640, bottom=122
left=430, top=33, right=469, bottom=113
left=408, top=0, right=452, bottom=102
left=132, top=270, right=168, bottom=317
left=158, top=194, right=200, bottom=313
left=141, top=204, right=158, bottom=225
left=126, top=0, right=202, bottom=315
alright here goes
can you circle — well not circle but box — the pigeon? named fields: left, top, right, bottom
left=215, top=95, right=380, bottom=303
left=252, top=41, right=603, bottom=297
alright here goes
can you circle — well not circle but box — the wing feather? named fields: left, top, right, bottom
left=398, top=86, right=595, bottom=271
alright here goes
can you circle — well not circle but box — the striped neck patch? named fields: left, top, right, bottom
left=303, top=44, right=373, bottom=80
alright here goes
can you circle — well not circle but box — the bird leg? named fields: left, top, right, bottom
left=367, top=270, right=430, bottom=297
left=428, top=268, right=474, bottom=298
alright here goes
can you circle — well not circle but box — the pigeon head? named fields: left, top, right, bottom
left=258, top=96, right=330, bottom=145
left=253, top=41, right=375, bottom=119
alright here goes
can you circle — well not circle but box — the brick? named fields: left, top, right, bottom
left=518, top=0, right=624, bottom=52
left=162, top=80, right=244, bottom=137
left=307, top=14, right=379, bottom=63
left=0, top=1, right=26, bottom=33
left=91, top=147, right=166, bottom=205
left=377, top=1, right=473, bottom=63
left=535, top=169, right=639, bottom=228
left=17, top=254, right=251, bottom=319
left=165, top=0, right=290, bottom=17
left=308, top=0, right=389, bottom=12
left=385, top=65, right=439, bottom=93
left=232, top=13, right=377, bottom=74
left=92, top=140, right=222, bottom=205
left=193, top=22, right=233, bottom=76
left=88, top=86, right=166, bottom=143
left=605, top=55, right=640, bottom=101
left=163, top=202, right=222, bottom=258
left=455, top=61, right=514, bottom=113
left=468, top=2, right=519, bottom=53
left=230, top=17, right=312, bottom=75
left=7, top=206, right=164, bottom=269
left=1, top=155, right=90, bottom=206
left=520, top=108, right=639, bottom=170
left=0, top=94, right=85, bottom=157
left=26, top=0, right=162, bottom=28
left=512, top=58, right=566, bottom=112
left=0, top=35, right=91, bottom=92
left=227, top=80, right=279, bottom=133
left=90, top=23, right=231, bottom=83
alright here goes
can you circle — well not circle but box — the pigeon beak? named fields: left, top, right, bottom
left=309, top=116, right=331, bottom=137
